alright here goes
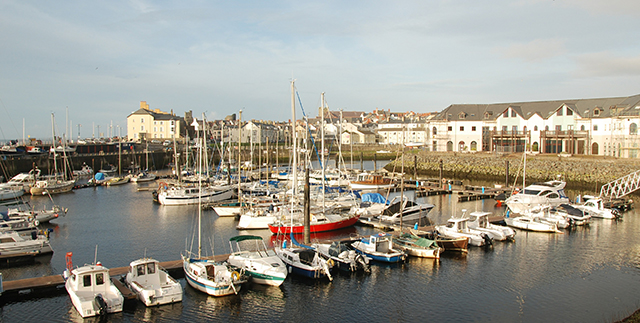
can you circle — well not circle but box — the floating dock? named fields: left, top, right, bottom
left=0, top=255, right=229, bottom=301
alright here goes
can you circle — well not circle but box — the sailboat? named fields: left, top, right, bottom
left=182, top=115, right=246, bottom=297
left=106, top=130, right=130, bottom=186
left=30, top=114, right=74, bottom=195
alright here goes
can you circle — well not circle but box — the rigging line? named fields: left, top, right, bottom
left=295, top=90, right=324, bottom=171
left=0, top=98, right=19, bottom=141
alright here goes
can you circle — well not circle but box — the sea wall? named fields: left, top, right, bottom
left=384, top=151, right=639, bottom=191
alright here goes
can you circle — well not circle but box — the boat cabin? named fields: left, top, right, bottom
left=129, top=259, right=160, bottom=285
left=468, top=211, right=491, bottom=228
left=446, top=217, right=469, bottom=232
left=68, top=264, right=113, bottom=294
left=354, top=173, right=391, bottom=184
left=362, top=233, right=392, bottom=252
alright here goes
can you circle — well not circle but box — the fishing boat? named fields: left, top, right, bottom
left=182, top=115, right=246, bottom=297
left=392, top=233, right=441, bottom=259
left=227, top=235, right=288, bottom=286
left=63, top=260, right=124, bottom=318
left=467, top=211, right=516, bottom=241
left=434, top=236, right=469, bottom=253
left=351, top=233, right=407, bottom=263
left=436, top=213, right=493, bottom=247
left=124, top=257, right=183, bottom=306
left=313, top=240, right=371, bottom=273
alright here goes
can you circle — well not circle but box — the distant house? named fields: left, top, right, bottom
left=127, top=101, right=186, bottom=141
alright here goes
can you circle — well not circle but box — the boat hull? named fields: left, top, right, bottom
left=268, top=215, right=360, bottom=235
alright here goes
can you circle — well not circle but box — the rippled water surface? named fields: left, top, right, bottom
left=2, top=168, right=640, bottom=322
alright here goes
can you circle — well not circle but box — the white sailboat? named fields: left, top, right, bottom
left=182, top=115, right=246, bottom=297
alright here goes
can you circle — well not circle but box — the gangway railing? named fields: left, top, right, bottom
left=599, top=169, right=640, bottom=198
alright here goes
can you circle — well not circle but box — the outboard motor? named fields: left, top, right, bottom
left=356, top=254, right=371, bottom=273
left=613, top=209, right=623, bottom=221
left=481, top=233, right=493, bottom=246
left=94, top=294, right=108, bottom=316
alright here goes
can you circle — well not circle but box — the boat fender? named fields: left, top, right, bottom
left=33, top=220, right=39, bottom=227
left=327, top=259, right=335, bottom=267
left=231, top=271, right=240, bottom=281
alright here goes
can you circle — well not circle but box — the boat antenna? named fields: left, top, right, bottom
left=94, top=245, right=98, bottom=265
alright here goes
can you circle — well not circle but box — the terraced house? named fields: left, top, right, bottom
left=429, top=94, right=640, bottom=158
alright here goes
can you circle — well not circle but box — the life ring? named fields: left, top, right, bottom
left=441, top=178, right=446, bottom=184
left=231, top=271, right=240, bottom=281
left=327, top=259, right=335, bottom=267
left=33, top=220, right=40, bottom=226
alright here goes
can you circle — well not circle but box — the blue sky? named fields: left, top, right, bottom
left=2, top=0, right=640, bottom=140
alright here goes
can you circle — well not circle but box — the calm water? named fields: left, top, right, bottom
left=2, top=162, right=640, bottom=322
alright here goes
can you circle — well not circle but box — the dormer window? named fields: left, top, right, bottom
left=593, top=108, right=601, bottom=116
left=458, top=112, right=467, bottom=119
left=484, top=111, right=493, bottom=119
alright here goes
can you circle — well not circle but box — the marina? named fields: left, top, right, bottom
left=0, top=159, right=639, bottom=322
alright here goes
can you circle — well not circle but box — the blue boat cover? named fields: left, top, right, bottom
left=361, top=193, right=389, bottom=205
left=94, top=172, right=105, bottom=180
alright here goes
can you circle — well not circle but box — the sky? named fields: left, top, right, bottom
left=2, top=0, right=640, bottom=141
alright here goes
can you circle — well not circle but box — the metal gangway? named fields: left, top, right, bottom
left=599, top=169, right=640, bottom=198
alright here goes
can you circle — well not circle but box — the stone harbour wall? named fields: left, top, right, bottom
left=384, top=151, right=640, bottom=190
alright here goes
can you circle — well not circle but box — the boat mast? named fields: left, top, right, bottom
left=320, top=92, right=325, bottom=211
left=238, top=110, right=242, bottom=209
left=51, top=113, right=58, bottom=179
left=291, top=80, right=298, bottom=208
left=197, top=116, right=203, bottom=258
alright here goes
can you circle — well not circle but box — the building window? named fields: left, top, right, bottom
left=472, top=126, right=476, bottom=131
left=432, top=127, right=437, bottom=135
left=512, top=126, right=517, bottom=132
left=470, top=141, right=477, bottom=151
left=447, top=126, right=452, bottom=131
left=534, top=125, right=538, bottom=131
left=581, top=125, right=585, bottom=131
left=502, top=126, right=508, bottom=132
left=545, top=125, right=549, bottom=131
left=504, top=110, right=509, bottom=118
left=630, top=123, right=638, bottom=135
left=141, top=118, right=144, bottom=123
left=154, top=121, right=157, bottom=125
left=460, top=126, right=464, bottom=131
left=141, top=125, right=145, bottom=131
left=593, top=125, right=598, bottom=131
left=567, top=108, right=573, bottom=116
left=160, top=127, right=164, bottom=132
left=511, top=110, right=516, bottom=117
left=556, top=125, right=562, bottom=131
left=557, top=109, right=563, bottom=116
left=154, top=127, right=157, bottom=132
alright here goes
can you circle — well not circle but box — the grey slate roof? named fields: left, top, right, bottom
left=433, top=94, right=640, bottom=121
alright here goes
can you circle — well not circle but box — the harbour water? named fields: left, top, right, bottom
left=2, top=161, right=640, bottom=322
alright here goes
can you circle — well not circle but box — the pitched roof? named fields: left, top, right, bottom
left=433, top=94, right=640, bottom=121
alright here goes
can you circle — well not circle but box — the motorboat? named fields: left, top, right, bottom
left=505, top=179, right=570, bottom=215
left=575, top=196, right=621, bottom=219
left=0, top=168, right=41, bottom=192
left=0, top=186, right=24, bottom=201
left=130, top=172, right=157, bottom=183
left=237, top=208, right=277, bottom=230
left=378, top=196, right=435, bottom=225
left=6, top=204, right=67, bottom=223
left=105, top=176, right=130, bottom=186
left=504, top=215, right=560, bottom=233
left=392, top=233, right=441, bottom=259
left=435, top=212, right=493, bottom=247
left=352, top=192, right=389, bottom=218
left=351, top=233, right=407, bottom=263
left=275, top=235, right=333, bottom=280
left=349, top=173, right=395, bottom=190
left=313, top=240, right=371, bottom=273
left=467, top=211, right=516, bottom=241
left=124, top=257, right=183, bottom=306
left=227, top=235, right=288, bottom=286
left=63, top=261, right=124, bottom=318
left=0, top=229, right=53, bottom=263
left=157, top=184, right=234, bottom=205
